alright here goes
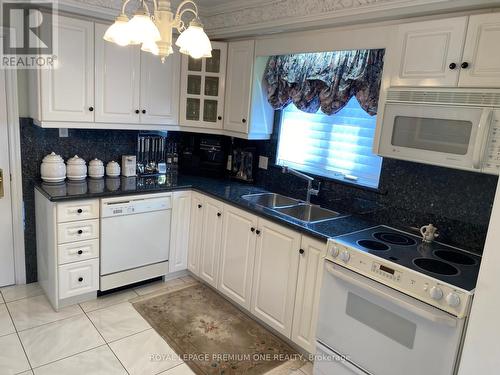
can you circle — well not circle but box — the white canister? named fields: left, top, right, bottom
left=88, top=158, right=105, bottom=179
left=40, top=152, right=66, bottom=182
left=66, top=155, right=88, bottom=181
left=106, top=161, right=121, bottom=177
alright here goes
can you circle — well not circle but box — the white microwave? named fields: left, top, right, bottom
left=378, top=88, right=500, bottom=175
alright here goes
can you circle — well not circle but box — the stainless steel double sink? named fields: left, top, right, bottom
left=241, top=193, right=347, bottom=224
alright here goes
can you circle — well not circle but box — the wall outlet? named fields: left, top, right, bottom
left=58, top=128, right=69, bottom=138
left=258, top=156, right=268, bottom=170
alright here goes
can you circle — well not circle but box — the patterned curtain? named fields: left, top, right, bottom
left=263, top=49, right=385, bottom=116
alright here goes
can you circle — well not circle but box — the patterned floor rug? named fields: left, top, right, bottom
left=133, top=283, right=303, bottom=374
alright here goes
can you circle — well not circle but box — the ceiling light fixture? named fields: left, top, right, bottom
left=104, top=0, right=212, bottom=63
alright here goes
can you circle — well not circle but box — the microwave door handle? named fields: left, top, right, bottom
left=472, top=108, right=494, bottom=169
left=325, top=263, right=458, bottom=327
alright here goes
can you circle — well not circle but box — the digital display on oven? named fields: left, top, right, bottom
left=379, top=265, right=395, bottom=275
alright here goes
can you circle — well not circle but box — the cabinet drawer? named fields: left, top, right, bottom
left=58, top=239, right=99, bottom=265
left=58, top=259, right=99, bottom=299
left=57, top=200, right=99, bottom=223
left=57, top=220, right=99, bottom=244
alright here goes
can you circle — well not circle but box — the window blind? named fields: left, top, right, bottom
left=276, top=97, right=383, bottom=189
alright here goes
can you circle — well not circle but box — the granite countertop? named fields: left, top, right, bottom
left=35, top=174, right=376, bottom=241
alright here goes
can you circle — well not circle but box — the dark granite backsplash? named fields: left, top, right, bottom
left=20, top=116, right=498, bottom=282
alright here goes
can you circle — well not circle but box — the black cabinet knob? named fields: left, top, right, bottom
left=198, top=204, right=202, bottom=208
left=449, top=63, right=457, bottom=70
left=299, top=249, right=305, bottom=255
left=461, top=62, right=469, bottom=69
left=77, top=208, right=83, bottom=214
left=242, top=119, right=247, bottom=123
left=217, top=212, right=222, bottom=217
left=88, top=106, right=94, bottom=112
left=135, top=109, right=140, bottom=114
left=142, top=109, right=146, bottom=114
left=251, top=227, right=255, bottom=232
left=77, top=229, right=83, bottom=234
left=218, top=116, right=222, bottom=120
left=77, top=250, right=83, bottom=255
left=78, top=277, right=83, bottom=282
left=256, top=229, right=261, bottom=235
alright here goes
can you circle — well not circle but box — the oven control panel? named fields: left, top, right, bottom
left=327, top=240, right=471, bottom=318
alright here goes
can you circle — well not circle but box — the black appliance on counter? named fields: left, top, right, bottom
left=180, top=136, right=226, bottom=178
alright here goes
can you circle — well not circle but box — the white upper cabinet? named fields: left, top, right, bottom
left=224, top=41, right=274, bottom=139
left=459, top=14, right=500, bottom=87
left=180, top=42, right=227, bottom=129
left=392, top=17, right=467, bottom=87
left=95, top=23, right=141, bottom=124
left=392, top=13, right=500, bottom=88
left=35, top=16, right=95, bottom=122
left=217, top=205, right=258, bottom=309
left=140, top=50, right=180, bottom=125
left=224, top=40, right=255, bottom=133
left=251, top=218, right=301, bottom=337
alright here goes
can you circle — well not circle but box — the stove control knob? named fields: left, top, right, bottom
left=430, top=286, right=443, bottom=300
left=330, top=246, right=340, bottom=258
left=446, top=292, right=461, bottom=307
left=339, top=251, right=350, bottom=263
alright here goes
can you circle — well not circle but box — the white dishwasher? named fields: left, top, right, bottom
left=100, top=193, right=172, bottom=291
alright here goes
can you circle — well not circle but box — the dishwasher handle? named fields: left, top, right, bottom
left=326, top=263, right=459, bottom=327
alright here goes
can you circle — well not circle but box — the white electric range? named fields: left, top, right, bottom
left=315, top=225, right=481, bottom=375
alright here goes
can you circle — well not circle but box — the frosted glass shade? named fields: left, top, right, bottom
left=103, top=15, right=131, bottom=47
left=127, top=14, right=161, bottom=45
left=176, top=22, right=212, bottom=59
left=141, top=41, right=159, bottom=55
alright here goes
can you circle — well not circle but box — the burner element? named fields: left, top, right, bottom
left=373, top=232, right=417, bottom=246
left=413, top=258, right=459, bottom=276
left=434, top=250, right=477, bottom=266
left=357, top=240, right=390, bottom=251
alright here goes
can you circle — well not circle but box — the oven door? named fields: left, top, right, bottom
left=379, top=103, right=492, bottom=171
left=317, top=262, right=465, bottom=375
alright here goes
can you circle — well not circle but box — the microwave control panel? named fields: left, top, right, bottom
left=484, top=110, right=500, bottom=174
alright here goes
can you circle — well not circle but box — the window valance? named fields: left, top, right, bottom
left=263, top=49, right=385, bottom=116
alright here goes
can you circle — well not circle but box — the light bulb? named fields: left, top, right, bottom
left=103, top=14, right=131, bottom=46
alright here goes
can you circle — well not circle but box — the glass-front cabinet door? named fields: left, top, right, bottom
left=180, top=42, right=227, bottom=129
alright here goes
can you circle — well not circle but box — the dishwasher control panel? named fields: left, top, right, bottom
left=101, top=196, right=171, bottom=217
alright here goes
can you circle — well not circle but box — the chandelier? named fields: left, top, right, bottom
left=104, top=0, right=212, bottom=62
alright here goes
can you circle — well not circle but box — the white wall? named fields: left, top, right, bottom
left=458, top=181, right=500, bottom=374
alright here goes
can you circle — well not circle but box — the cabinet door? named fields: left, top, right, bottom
left=251, top=218, right=301, bottom=337
left=459, top=13, right=500, bottom=87
left=292, top=236, right=326, bottom=353
left=224, top=40, right=255, bottom=134
left=198, top=197, right=224, bottom=287
left=180, top=42, right=227, bottom=129
left=391, top=17, right=467, bottom=87
left=217, top=205, right=258, bottom=309
left=95, top=23, right=141, bottom=123
left=140, top=51, right=180, bottom=125
left=169, top=191, right=191, bottom=273
left=40, top=16, right=94, bottom=121
left=187, top=193, right=204, bottom=275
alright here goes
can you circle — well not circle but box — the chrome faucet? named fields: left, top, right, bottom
left=282, top=166, right=321, bottom=204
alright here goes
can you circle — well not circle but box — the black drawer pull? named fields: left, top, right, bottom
left=299, top=249, right=305, bottom=255
left=251, top=227, right=255, bottom=232
left=198, top=204, right=202, bottom=208
left=256, top=229, right=261, bottom=235
left=88, top=106, right=94, bottom=112
left=77, top=208, right=83, bottom=214
left=135, top=109, right=140, bottom=114
left=77, top=250, right=83, bottom=255
left=78, top=277, right=83, bottom=282
left=461, top=62, right=469, bottom=69
left=77, top=229, right=83, bottom=235
left=449, top=63, right=457, bottom=70
left=217, top=212, right=222, bottom=217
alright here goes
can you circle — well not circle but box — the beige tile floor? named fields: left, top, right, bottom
left=0, top=275, right=312, bottom=375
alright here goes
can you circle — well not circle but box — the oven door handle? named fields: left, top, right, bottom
left=326, top=263, right=459, bottom=327
left=472, top=108, right=493, bottom=170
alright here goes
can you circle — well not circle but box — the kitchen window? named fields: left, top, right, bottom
left=276, top=97, right=383, bottom=189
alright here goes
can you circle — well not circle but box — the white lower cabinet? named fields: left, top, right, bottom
left=169, top=191, right=191, bottom=273
left=217, top=205, right=258, bottom=309
left=292, top=236, right=327, bottom=353
left=58, top=259, right=99, bottom=299
left=251, top=218, right=302, bottom=337
left=188, top=192, right=204, bottom=275
left=198, top=196, right=224, bottom=287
